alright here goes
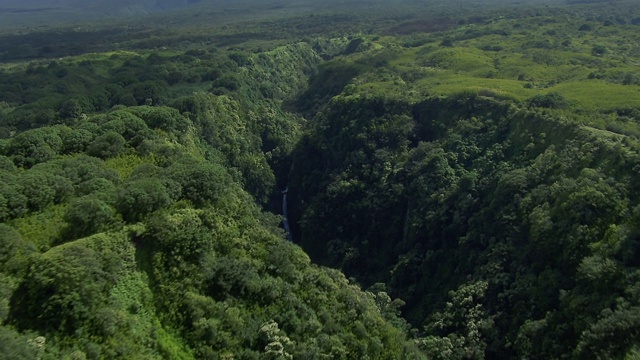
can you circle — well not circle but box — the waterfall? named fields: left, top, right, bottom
left=282, top=187, right=293, bottom=241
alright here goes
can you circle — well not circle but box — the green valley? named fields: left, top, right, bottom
left=1, top=0, right=640, bottom=359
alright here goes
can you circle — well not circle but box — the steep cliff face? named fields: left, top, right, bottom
left=288, top=87, right=640, bottom=358
left=280, top=12, right=640, bottom=355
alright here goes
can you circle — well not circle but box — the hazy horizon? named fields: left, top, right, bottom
left=0, top=0, right=581, bottom=30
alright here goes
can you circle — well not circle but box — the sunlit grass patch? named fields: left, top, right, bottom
left=470, top=34, right=514, bottom=50
left=551, top=80, right=640, bottom=111
left=166, top=82, right=211, bottom=98
left=497, top=53, right=592, bottom=82
left=351, top=79, right=424, bottom=103
left=105, top=154, right=153, bottom=179
left=10, top=204, right=67, bottom=251
left=417, top=74, right=535, bottom=101
left=420, top=46, right=495, bottom=75
left=388, top=46, right=421, bottom=67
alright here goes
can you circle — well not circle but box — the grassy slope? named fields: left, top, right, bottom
left=371, top=12, right=640, bottom=111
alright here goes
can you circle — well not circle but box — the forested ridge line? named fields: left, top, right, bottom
left=0, top=36, right=424, bottom=359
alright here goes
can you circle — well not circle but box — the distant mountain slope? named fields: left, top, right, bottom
left=85, top=0, right=206, bottom=15
left=0, top=0, right=204, bottom=13
left=0, top=0, right=209, bottom=27
left=0, top=0, right=569, bottom=29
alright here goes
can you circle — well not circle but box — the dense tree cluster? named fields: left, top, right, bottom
left=289, top=91, right=640, bottom=358
left=0, top=34, right=418, bottom=359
